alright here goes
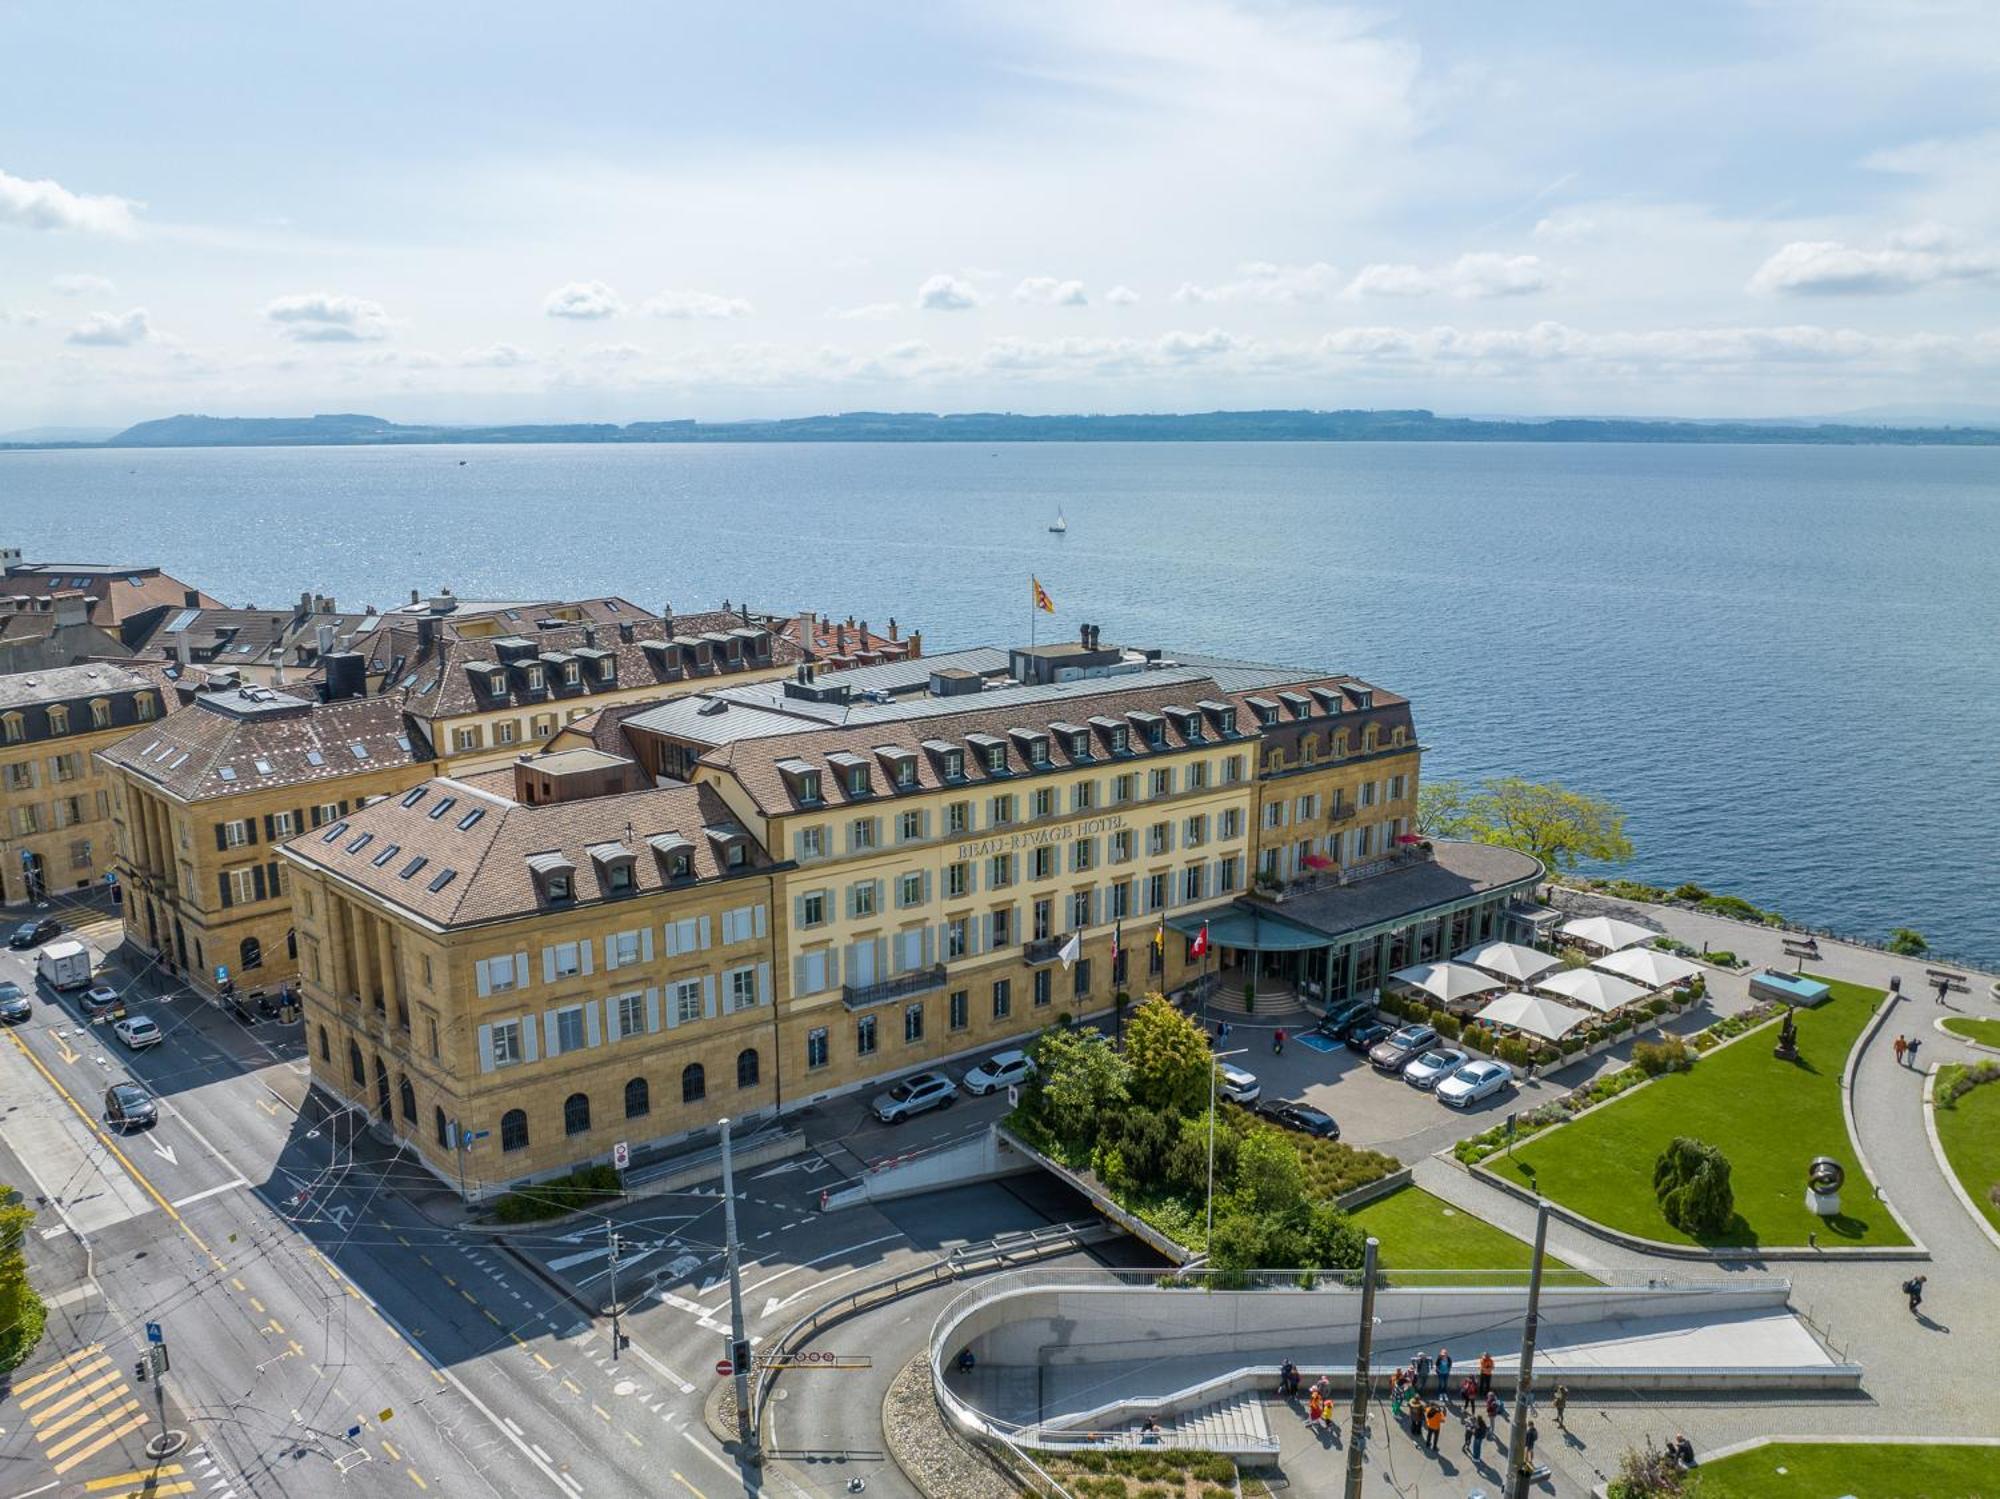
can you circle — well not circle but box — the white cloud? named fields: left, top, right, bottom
left=827, top=301, right=903, bottom=321
left=0, top=306, right=46, bottom=326
left=1105, top=284, right=1140, bottom=305
left=1749, top=229, right=1997, bottom=294
left=543, top=280, right=625, bottom=319
left=1345, top=253, right=1552, bottom=300
left=1013, top=276, right=1089, bottom=306
left=917, top=273, right=982, bottom=311
left=1531, top=211, right=1599, bottom=244
left=67, top=308, right=153, bottom=346
left=460, top=342, right=529, bottom=368
left=642, top=289, right=754, bottom=320
left=264, top=292, right=393, bottom=342
left=580, top=342, right=647, bottom=363
left=1173, top=261, right=1340, bottom=304
left=50, top=273, right=115, bottom=297
left=1158, top=327, right=1240, bottom=360
left=0, top=167, right=138, bottom=233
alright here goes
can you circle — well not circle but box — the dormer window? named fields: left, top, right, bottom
left=1280, top=690, right=1312, bottom=720
left=527, top=851, right=578, bottom=903
left=876, top=747, right=918, bottom=789
left=1218, top=707, right=1237, bottom=734
left=985, top=745, right=1006, bottom=772
left=848, top=765, right=870, bottom=796
left=588, top=841, right=638, bottom=894
left=548, top=872, right=571, bottom=899
left=526, top=665, right=546, bottom=691
left=778, top=759, right=823, bottom=805
left=1008, top=728, right=1051, bottom=767
left=596, top=656, right=615, bottom=683
left=649, top=832, right=695, bottom=880
left=565, top=661, right=581, bottom=685
left=943, top=749, right=964, bottom=780
left=1247, top=696, right=1280, bottom=727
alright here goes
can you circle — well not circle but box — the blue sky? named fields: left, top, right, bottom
left=3, top=0, right=1998, bottom=427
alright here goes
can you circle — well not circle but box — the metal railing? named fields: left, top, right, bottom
left=841, top=964, right=947, bottom=1009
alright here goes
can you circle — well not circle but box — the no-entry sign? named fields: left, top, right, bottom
left=715, top=1358, right=734, bottom=1377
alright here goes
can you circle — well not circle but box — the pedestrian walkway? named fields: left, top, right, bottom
left=6, top=1342, right=152, bottom=1478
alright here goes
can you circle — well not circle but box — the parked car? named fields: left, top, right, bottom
left=8, top=916, right=60, bottom=949
left=113, top=1015, right=163, bottom=1050
left=1369, top=1024, right=1440, bottom=1074
left=1402, top=1047, right=1471, bottom=1091
left=104, top=1082, right=158, bottom=1130
left=870, top=1071, right=957, bottom=1123
left=80, top=983, right=123, bottom=1016
left=962, top=1049, right=1034, bottom=1096
left=1436, top=1059, right=1515, bottom=1109
left=1345, top=1019, right=1394, bottom=1054
left=0, top=981, right=30, bottom=1024
left=1256, top=1100, right=1341, bottom=1139
left=1216, top=1063, right=1261, bottom=1105
left=1314, top=1000, right=1375, bottom=1040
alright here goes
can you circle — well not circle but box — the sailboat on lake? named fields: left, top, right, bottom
left=1049, top=507, right=1068, bottom=534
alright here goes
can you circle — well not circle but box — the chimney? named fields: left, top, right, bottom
left=617, top=621, right=634, bottom=644
left=410, top=588, right=421, bottom=606
left=53, top=592, right=88, bottom=629
left=835, top=622, right=847, bottom=655
left=174, top=631, right=191, bottom=669
left=315, top=623, right=336, bottom=656
left=662, top=607, right=676, bottom=639
left=908, top=629, right=922, bottom=660
left=739, top=600, right=751, bottom=625
left=887, top=617, right=898, bottom=641
left=858, top=620, right=869, bottom=644
left=183, top=589, right=200, bottom=608
left=797, top=610, right=816, bottom=660
left=1080, top=622, right=1091, bottom=647
left=298, top=590, right=313, bottom=620
left=416, top=616, right=436, bottom=656
left=582, top=624, right=597, bottom=649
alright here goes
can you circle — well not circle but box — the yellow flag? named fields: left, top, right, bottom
left=1031, top=576, right=1055, bottom=614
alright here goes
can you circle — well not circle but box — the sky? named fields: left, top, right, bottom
left=3, top=0, right=1999, bottom=429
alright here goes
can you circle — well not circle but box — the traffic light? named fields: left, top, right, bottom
left=134, top=1360, right=149, bottom=1383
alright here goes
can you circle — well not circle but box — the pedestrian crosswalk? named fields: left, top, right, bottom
left=9, top=1342, right=151, bottom=1475
left=82, top=1461, right=194, bottom=1496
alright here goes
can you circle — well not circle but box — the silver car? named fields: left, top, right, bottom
left=871, top=1071, right=957, bottom=1123
left=1403, top=1047, right=1470, bottom=1090
left=1436, top=1059, right=1514, bottom=1109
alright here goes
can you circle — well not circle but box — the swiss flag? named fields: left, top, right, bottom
left=1189, top=922, right=1209, bottom=959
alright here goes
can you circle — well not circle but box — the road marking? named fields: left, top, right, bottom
left=627, top=1340, right=696, bottom=1394
left=503, top=1417, right=525, bottom=1434
left=145, top=1136, right=179, bottom=1166
left=381, top=1439, right=401, bottom=1460
left=533, top=1353, right=554, bottom=1370
left=625, top=1431, right=643, bottom=1448
left=12, top=1345, right=105, bottom=1394
left=671, top=1471, right=708, bottom=1498
left=33, top=1382, right=129, bottom=1437
left=249, top=1297, right=266, bottom=1313
left=83, top=1464, right=184, bottom=1491
left=51, top=1407, right=148, bottom=1472
left=169, top=1180, right=246, bottom=1209
left=407, top=1471, right=428, bottom=1489
left=529, top=1443, right=552, bottom=1462
left=561, top=1378, right=583, bottom=1395
left=731, top=1232, right=902, bottom=1304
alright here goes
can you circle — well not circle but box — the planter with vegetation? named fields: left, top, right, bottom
left=1940, top=1015, right=2000, bottom=1051
left=487, top=1163, right=624, bottom=1223
left=1043, top=1447, right=1237, bottom=1499
left=1007, top=996, right=1397, bottom=1264
left=1933, top=1060, right=2000, bottom=1237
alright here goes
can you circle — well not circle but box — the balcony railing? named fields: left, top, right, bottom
left=842, top=964, right=947, bottom=1010
left=1327, top=804, right=1357, bottom=824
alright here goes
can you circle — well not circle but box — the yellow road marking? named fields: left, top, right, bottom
left=36, top=1384, right=134, bottom=1439
left=249, top=1296, right=266, bottom=1313
left=100, top=1484, right=193, bottom=1499
left=408, top=1470, right=429, bottom=1489
left=45, top=1399, right=142, bottom=1459
left=10, top=1344, right=104, bottom=1394
left=561, top=1377, right=582, bottom=1395
left=625, top=1431, right=643, bottom=1448
left=55, top=1410, right=151, bottom=1474
left=672, top=1471, right=708, bottom=1499
left=27, top=1366, right=119, bottom=1420
left=509, top=1331, right=526, bottom=1346
left=441, top=1274, right=456, bottom=1288
left=289, top=1339, right=306, bottom=1358
left=381, top=1439, right=402, bottom=1461
left=396, top=1234, right=411, bottom=1246
left=231, top=1277, right=247, bottom=1292
left=84, top=1464, right=184, bottom=1492
left=532, top=1352, right=553, bottom=1370
left=482, top=1308, right=500, bottom=1325
left=52, top=1031, right=79, bottom=1063
left=592, top=1403, right=611, bottom=1423
left=459, top=1289, right=478, bottom=1306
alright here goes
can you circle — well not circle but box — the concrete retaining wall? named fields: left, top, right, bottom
left=820, top=1126, right=1037, bottom=1211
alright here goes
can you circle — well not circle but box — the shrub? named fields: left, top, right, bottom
left=1633, top=1037, right=1694, bottom=1077
left=1607, top=1437, right=1704, bottom=1497
left=1432, top=1012, right=1462, bottom=1040
left=1942, top=1060, right=2000, bottom=1106
left=1496, top=1035, right=1534, bottom=1067
left=1886, top=927, right=1929, bottom=956
left=1125, top=997, right=1214, bottom=1117
left=1670, top=883, right=1712, bottom=904
left=1167, top=1114, right=1237, bottom=1195
left=1705, top=950, right=1737, bottom=967
left=1653, top=1137, right=1734, bottom=1237
left=490, top=1164, right=623, bottom=1223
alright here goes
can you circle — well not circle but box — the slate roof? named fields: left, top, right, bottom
left=280, top=776, right=769, bottom=928
left=0, top=565, right=223, bottom=629
left=0, top=662, right=158, bottom=712
left=1259, top=841, right=1545, bottom=940
left=98, top=689, right=429, bottom=801
left=130, top=606, right=372, bottom=671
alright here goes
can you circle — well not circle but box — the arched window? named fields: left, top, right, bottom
left=398, top=1075, right=416, bottom=1122
left=348, top=1039, right=366, bottom=1086
left=681, top=1063, right=706, bottom=1104
left=624, top=1077, right=650, bottom=1119
left=319, top=1025, right=331, bottom=1062
left=736, top=1048, right=760, bottom=1089
left=501, top=1108, right=529, bottom=1152
left=564, top=1092, right=591, bottom=1136
left=435, top=1107, right=450, bottom=1149
left=240, top=936, right=263, bottom=971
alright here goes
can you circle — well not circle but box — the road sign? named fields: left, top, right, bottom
left=150, top=1344, right=170, bottom=1375
left=378, top=1407, right=393, bottom=1423
left=1007, top=1084, right=1019, bottom=1107
left=613, top=1141, right=631, bottom=1170
left=214, top=965, right=229, bottom=984
left=462, top=1128, right=489, bottom=1152
left=145, top=1321, right=163, bottom=1343
left=755, top=1352, right=872, bottom=1370
left=715, top=1358, right=733, bottom=1377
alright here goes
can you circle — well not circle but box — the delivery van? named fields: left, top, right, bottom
left=37, top=939, right=92, bottom=992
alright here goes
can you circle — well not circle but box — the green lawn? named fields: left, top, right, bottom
left=1483, top=978, right=1908, bottom=1248
left=1347, top=1186, right=1590, bottom=1280
left=1941, top=1016, right=2000, bottom=1050
left=1697, top=1440, right=1998, bottom=1498
left=1933, top=1066, right=2000, bottom=1236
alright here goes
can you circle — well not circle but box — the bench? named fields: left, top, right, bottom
left=1924, top=970, right=1969, bottom=994
left=1782, top=937, right=1820, bottom=957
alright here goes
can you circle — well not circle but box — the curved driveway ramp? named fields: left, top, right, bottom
left=933, top=1270, right=1857, bottom=1454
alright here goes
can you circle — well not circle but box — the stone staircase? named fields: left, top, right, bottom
left=1037, top=1386, right=1275, bottom=1454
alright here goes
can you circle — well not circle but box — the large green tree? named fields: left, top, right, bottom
left=1026, top=1026, right=1131, bottom=1150
left=1419, top=775, right=1633, bottom=872
left=1123, top=996, right=1215, bottom=1118
left=1, top=1186, right=46, bottom=1375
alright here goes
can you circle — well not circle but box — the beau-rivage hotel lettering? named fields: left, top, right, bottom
left=85, top=606, right=1426, bottom=1192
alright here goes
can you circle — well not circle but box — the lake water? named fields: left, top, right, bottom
left=6, top=440, right=1998, bottom=961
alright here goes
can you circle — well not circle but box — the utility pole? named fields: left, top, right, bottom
left=720, top=1117, right=759, bottom=1465
left=1343, top=1236, right=1379, bottom=1499
left=1507, top=1201, right=1551, bottom=1499
left=606, top=1222, right=624, bottom=1362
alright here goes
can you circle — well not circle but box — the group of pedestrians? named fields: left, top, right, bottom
left=1891, top=1032, right=1924, bottom=1068
left=1278, top=1360, right=1337, bottom=1435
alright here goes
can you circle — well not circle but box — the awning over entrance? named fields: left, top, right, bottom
left=1165, top=905, right=1329, bottom=953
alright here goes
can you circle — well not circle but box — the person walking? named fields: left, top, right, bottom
left=1904, top=1274, right=1927, bottom=1315
left=1273, top=1027, right=1286, bottom=1055
left=1470, top=1412, right=1489, bottom=1463
left=1523, top=1419, right=1540, bottom=1471
left=1907, top=1036, right=1922, bottom=1068
left=1435, top=1347, right=1452, bottom=1397
left=1553, top=1382, right=1568, bottom=1429
left=1893, top=1033, right=1908, bottom=1066
left=1478, top=1350, right=1495, bottom=1398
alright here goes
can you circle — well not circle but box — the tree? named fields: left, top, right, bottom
left=1124, top=996, right=1214, bottom=1118
left=1234, top=1128, right=1306, bottom=1215
left=0, top=1187, right=46, bottom=1376
left=1886, top=927, right=1929, bottom=957
left=1653, top=1137, right=1735, bottom=1238
left=1167, top=1114, right=1237, bottom=1195
left=1026, top=1026, right=1130, bottom=1150
left=1423, top=776, right=1633, bottom=873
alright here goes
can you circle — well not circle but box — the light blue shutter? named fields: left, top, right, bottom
left=794, top=894, right=807, bottom=930
left=921, top=926, right=934, bottom=966
left=543, top=1012, right=559, bottom=1055
left=606, top=997, right=622, bottom=1042
left=664, top=922, right=680, bottom=958
left=698, top=915, right=712, bottom=950
left=794, top=955, right=809, bottom=996
left=476, top=1023, right=495, bottom=1072
left=522, top=1016, right=540, bottom=1062
left=476, top=961, right=492, bottom=998
left=641, top=928, right=654, bottom=963
left=580, top=942, right=593, bottom=976
left=585, top=1003, right=601, bottom=1047
left=703, top=975, right=717, bottom=1019
left=542, top=948, right=557, bottom=984
left=757, top=962, right=771, bottom=1006
left=603, top=937, right=619, bottom=972
left=513, top=953, right=529, bottom=989
left=665, top=989, right=680, bottom=1029
left=754, top=903, right=767, bottom=939
left=645, top=988, right=660, bottom=1033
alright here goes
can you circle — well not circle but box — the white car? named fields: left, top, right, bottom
left=1436, top=1059, right=1514, bottom=1109
left=81, top=983, right=123, bottom=1015
left=1217, top=1063, right=1261, bottom=1105
left=870, top=1071, right=957, bottom=1123
left=1403, top=1047, right=1471, bottom=1091
left=962, top=1049, right=1034, bottom=1096
left=113, top=1015, right=163, bottom=1050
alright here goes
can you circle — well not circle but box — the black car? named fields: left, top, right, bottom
left=1345, top=1019, right=1394, bottom=1054
left=1258, top=1100, right=1341, bottom=1139
left=0, top=981, right=29, bottom=1024
left=8, top=916, right=60, bottom=949
left=1315, top=1001, right=1376, bottom=1041
left=105, top=1082, right=158, bottom=1130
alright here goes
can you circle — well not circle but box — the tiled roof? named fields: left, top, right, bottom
left=130, top=607, right=372, bottom=670
left=98, top=689, right=430, bottom=801
left=280, top=776, right=769, bottom=927
left=0, top=566, right=223, bottom=628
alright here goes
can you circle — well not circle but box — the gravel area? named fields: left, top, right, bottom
left=882, top=1352, right=1023, bottom=1499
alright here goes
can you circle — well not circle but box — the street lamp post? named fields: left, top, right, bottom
left=1207, top=1047, right=1248, bottom=1248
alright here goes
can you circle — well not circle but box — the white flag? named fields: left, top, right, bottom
left=1058, top=931, right=1083, bottom=969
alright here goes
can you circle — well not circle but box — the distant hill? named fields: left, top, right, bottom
left=29, top=407, right=2000, bottom=450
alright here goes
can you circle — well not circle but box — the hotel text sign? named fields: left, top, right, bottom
left=957, top=814, right=1127, bottom=861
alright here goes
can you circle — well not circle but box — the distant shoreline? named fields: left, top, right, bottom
left=7, top=408, right=2000, bottom=452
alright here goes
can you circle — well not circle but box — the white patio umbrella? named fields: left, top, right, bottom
left=1533, top=967, right=1652, bottom=1014
left=1557, top=914, right=1658, bottom=952
left=1472, top=992, right=1594, bottom=1042
left=1454, top=940, right=1562, bottom=985
left=1593, top=947, right=1702, bottom=989
left=1390, top=961, right=1504, bottom=1006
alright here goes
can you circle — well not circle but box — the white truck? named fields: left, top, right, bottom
left=37, top=939, right=92, bottom=992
